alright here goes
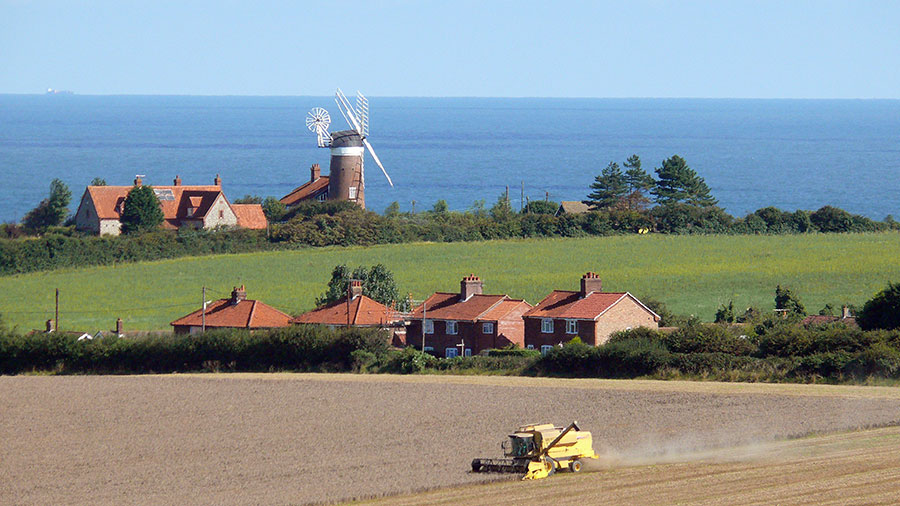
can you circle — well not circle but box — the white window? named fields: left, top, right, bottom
left=482, top=322, right=494, bottom=334
left=566, top=319, right=577, bottom=334
left=541, top=318, right=554, bottom=333
left=526, top=344, right=534, bottom=350
left=349, top=186, right=358, bottom=199
left=423, top=319, right=434, bottom=334
left=317, top=193, right=327, bottom=202
left=464, top=348, right=472, bottom=357
left=423, top=346, right=434, bottom=353
left=541, top=345, right=553, bottom=356
left=445, top=347, right=458, bottom=358
left=446, top=321, right=458, bottom=335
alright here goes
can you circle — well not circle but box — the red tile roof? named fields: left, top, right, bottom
left=801, top=315, right=859, bottom=328
left=523, top=290, right=658, bottom=320
left=292, top=294, right=398, bottom=326
left=481, top=299, right=531, bottom=321
left=86, top=185, right=223, bottom=221
left=170, top=298, right=292, bottom=329
left=232, top=204, right=268, bottom=229
left=410, top=293, right=529, bottom=322
left=280, top=176, right=329, bottom=207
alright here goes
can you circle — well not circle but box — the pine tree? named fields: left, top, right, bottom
left=622, top=155, right=654, bottom=210
left=120, top=185, right=164, bottom=234
left=22, top=178, right=71, bottom=232
left=584, top=161, right=627, bottom=209
left=652, top=155, right=717, bottom=206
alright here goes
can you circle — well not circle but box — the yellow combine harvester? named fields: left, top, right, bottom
left=471, top=421, right=599, bottom=480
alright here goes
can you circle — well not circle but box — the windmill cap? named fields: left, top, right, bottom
left=330, top=130, right=363, bottom=148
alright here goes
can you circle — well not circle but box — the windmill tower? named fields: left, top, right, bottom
left=305, top=89, right=392, bottom=208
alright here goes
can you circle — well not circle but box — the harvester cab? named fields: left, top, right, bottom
left=472, top=421, right=599, bottom=480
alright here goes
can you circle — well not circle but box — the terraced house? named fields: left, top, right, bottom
left=406, top=275, right=532, bottom=358
left=74, top=175, right=267, bottom=235
left=523, top=272, right=660, bottom=353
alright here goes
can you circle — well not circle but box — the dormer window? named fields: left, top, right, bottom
left=186, top=207, right=196, bottom=218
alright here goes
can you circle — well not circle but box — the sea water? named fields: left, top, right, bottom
left=1, top=95, right=898, bottom=222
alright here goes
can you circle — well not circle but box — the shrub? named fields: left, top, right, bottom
left=857, top=282, right=900, bottom=330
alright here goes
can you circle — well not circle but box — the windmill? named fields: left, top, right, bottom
left=304, top=89, right=392, bottom=209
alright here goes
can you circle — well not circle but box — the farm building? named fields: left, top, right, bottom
left=406, top=275, right=532, bottom=358
left=292, top=280, right=405, bottom=345
left=170, top=285, right=291, bottom=334
left=279, top=164, right=329, bottom=207
left=801, top=306, right=858, bottom=328
left=74, top=175, right=267, bottom=235
left=556, top=201, right=590, bottom=215
left=523, top=272, right=660, bottom=353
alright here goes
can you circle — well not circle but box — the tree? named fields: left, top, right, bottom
left=90, top=177, right=107, bottom=186
left=316, top=264, right=410, bottom=311
left=234, top=195, right=262, bottom=204
left=714, top=300, right=735, bottom=323
left=584, top=161, right=627, bottom=209
left=383, top=201, right=401, bottom=217
left=523, top=199, right=558, bottom=215
left=652, top=155, right=718, bottom=207
left=775, top=285, right=805, bottom=316
left=120, top=185, right=164, bottom=234
left=261, top=197, right=286, bottom=222
left=22, top=178, right=71, bottom=232
left=810, top=205, right=853, bottom=233
left=490, top=192, right=514, bottom=220
left=623, top=155, right=654, bottom=210
left=431, top=200, right=449, bottom=214
left=857, top=282, right=900, bottom=330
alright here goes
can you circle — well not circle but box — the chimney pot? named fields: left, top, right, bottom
left=174, top=175, right=182, bottom=186
left=460, top=275, right=483, bottom=301
left=134, top=176, right=142, bottom=186
left=231, top=285, right=246, bottom=304
left=310, top=163, right=321, bottom=183
left=580, top=272, right=603, bottom=297
left=842, top=306, right=851, bottom=319
left=349, top=279, right=363, bottom=299
left=214, top=174, right=222, bottom=186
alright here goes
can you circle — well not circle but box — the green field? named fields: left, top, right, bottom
left=2, top=233, right=899, bottom=332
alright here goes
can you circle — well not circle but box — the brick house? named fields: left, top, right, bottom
left=280, top=164, right=329, bottom=208
left=170, top=285, right=292, bottom=334
left=523, top=272, right=660, bottom=353
left=406, top=275, right=532, bottom=358
left=74, top=175, right=267, bottom=235
left=292, top=280, right=405, bottom=345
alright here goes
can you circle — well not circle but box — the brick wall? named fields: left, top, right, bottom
left=592, top=295, right=659, bottom=344
left=524, top=317, right=596, bottom=348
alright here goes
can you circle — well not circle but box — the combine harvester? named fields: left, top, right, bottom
left=471, top=421, right=599, bottom=480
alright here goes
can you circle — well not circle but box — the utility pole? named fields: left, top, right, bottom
left=456, top=338, right=466, bottom=358
left=201, top=286, right=206, bottom=333
left=55, top=288, right=59, bottom=333
left=521, top=181, right=525, bottom=213
left=421, top=301, right=427, bottom=353
left=505, top=185, right=509, bottom=206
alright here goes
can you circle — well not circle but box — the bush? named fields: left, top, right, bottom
left=857, top=282, right=900, bottom=331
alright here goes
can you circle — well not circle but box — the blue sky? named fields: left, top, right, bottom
left=2, top=0, right=898, bottom=98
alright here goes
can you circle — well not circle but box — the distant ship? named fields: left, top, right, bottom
left=46, top=88, right=74, bottom=95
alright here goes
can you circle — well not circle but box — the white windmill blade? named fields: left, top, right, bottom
left=356, top=91, right=369, bottom=138
left=362, top=138, right=393, bottom=187
left=335, top=88, right=364, bottom=134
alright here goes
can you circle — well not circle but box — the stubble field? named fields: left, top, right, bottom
left=4, top=374, right=900, bottom=505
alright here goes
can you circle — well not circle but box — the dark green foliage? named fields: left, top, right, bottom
left=775, top=285, right=806, bottom=316
left=523, top=199, right=558, bottom=215
left=281, top=200, right=358, bottom=222
left=650, top=203, right=732, bottom=234
left=261, top=197, right=286, bottom=222
left=810, top=205, right=853, bottom=232
left=490, top=193, right=514, bottom=220
left=623, top=155, right=654, bottom=211
left=858, top=282, right=900, bottom=330
left=234, top=195, right=263, bottom=204
left=316, top=264, right=410, bottom=311
left=120, top=185, right=164, bottom=234
left=652, top=155, right=718, bottom=207
left=90, top=177, right=107, bottom=186
left=715, top=301, right=735, bottom=323
left=584, top=161, right=628, bottom=209
left=23, top=178, right=71, bottom=232
left=431, top=200, right=449, bottom=214
left=383, top=201, right=401, bottom=217
left=663, top=322, right=754, bottom=355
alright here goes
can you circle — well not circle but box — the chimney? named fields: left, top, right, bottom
left=310, top=163, right=320, bottom=183
left=214, top=174, right=222, bottom=186
left=460, top=274, right=483, bottom=301
left=115, top=317, right=124, bottom=336
left=349, top=279, right=363, bottom=299
left=231, top=284, right=246, bottom=304
left=134, top=175, right=142, bottom=186
left=173, top=175, right=182, bottom=186
left=46, top=319, right=55, bottom=333
left=842, top=306, right=851, bottom=319
left=580, top=272, right=603, bottom=297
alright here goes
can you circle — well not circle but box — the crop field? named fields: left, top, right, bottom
left=1, top=232, right=899, bottom=331
left=3, top=374, right=900, bottom=505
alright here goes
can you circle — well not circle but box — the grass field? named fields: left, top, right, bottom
left=3, top=374, right=900, bottom=505
left=1, top=233, right=899, bottom=331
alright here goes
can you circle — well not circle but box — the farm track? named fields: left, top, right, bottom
left=3, top=373, right=900, bottom=505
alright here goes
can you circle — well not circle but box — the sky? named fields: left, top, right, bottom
left=1, top=0, right=899, bottom=98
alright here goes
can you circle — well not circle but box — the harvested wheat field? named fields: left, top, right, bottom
left=3, top=374, right=900, bottom=505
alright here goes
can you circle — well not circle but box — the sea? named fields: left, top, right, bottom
left=1, top=95, right=899, bottom=223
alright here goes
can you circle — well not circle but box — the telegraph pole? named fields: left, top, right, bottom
left=421, top=301, right=427, bottom=352
left=55, top=288, right=59, bottom=333
left=201, top=286, right=206, bottom=333
left=521, top=181, right=524, bottom=212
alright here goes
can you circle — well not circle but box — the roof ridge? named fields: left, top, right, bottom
left=475, top=296, right=508, bottom=320
left=247, top=300, right=258, bottom=328
left=352, top=296, right=363, bottom=325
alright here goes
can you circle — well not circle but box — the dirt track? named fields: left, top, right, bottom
left=3, top=374, right=900, bottom=505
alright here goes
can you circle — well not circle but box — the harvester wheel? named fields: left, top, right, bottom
left=571, top=460, right=583, bottom=473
